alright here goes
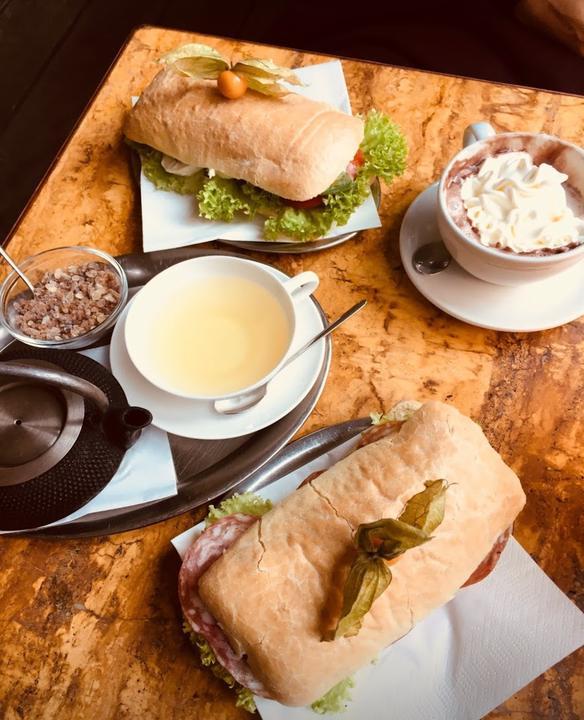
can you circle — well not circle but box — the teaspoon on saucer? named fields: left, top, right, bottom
left=214, top=299, right=367, bottom=415
left=412, top=241, right=451, bottom=275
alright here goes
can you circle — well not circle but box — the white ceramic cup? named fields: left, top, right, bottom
left=124, top=255, right=319, bottom=401
left=436, top=122, right=584, bottom=286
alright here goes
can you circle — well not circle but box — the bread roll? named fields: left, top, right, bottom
left=124, top=67, right=364, bottom=201
left=198, top=401, right=525, bottom=706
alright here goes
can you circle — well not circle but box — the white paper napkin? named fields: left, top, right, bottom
left=139, top=61, right=382, bottom=252
left=0, top=345, right=177, bottom=533
left=172, top=435, right=584, bottom=720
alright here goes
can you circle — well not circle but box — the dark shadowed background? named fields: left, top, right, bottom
left=1, top=0, right=583, bottom=245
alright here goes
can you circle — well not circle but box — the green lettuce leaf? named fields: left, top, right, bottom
left=128, top=141, right=204, bottom=195
left=240, top=182, right=283, bottom=215
left=183, top=623, right=257, bottom=713
left=264, top=207, right=335, bottom=242
left=359, top=109, right=408, bottom=184
left=311, top=677, right=355, bottom=714
left=130, top=110, right=407, bottom=242
left=185, top=622, right=354, bottom=715
left=205, top=492, right=273, bottom=527
left=197, top=176, right=258, bottom=221
left=370, top=400, right=422, bottom=426
left=181, top=492, right=273, bottom=714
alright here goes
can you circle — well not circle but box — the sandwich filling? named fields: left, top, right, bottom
left=179, top=513, right=269, bottom=696
left=130, top=110, right=407, bottom=241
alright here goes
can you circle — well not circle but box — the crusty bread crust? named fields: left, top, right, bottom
left=198, top=402, right=526, bottom=706
left=124, top=67, right=364, bottom=201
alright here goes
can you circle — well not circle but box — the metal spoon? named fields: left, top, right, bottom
left=412, top=241, right=451, bottom=275
left=0, top=246, right=35, bottom=295
left=214, top=299, right=367, bottom=415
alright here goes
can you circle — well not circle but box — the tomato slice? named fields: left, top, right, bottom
left=353, top=148, right=365, bottom=167
left=287, top=195, right=323, bottom=209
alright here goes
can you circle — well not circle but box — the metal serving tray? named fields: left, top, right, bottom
left=0, top=246, right=333, bottom=538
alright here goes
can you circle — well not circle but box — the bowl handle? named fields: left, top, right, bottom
left=282, top=271, right=320, bottom=302
left=463, top=122, right=496, bottom=148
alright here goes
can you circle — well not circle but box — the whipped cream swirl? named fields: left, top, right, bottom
left=460, top=151, right=584, bottom=253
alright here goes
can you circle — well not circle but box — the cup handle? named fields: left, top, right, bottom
left=282, top=271, right=319, bottom=302
left=463, top=122, right=496, bottom=148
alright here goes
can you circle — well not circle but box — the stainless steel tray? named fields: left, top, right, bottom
left=0, top=246, right=332, bottom=538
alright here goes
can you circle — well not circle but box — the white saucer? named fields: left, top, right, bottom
left=109, top=265, right=327, bottom=440
left=399, top=183, right=584, bottom=332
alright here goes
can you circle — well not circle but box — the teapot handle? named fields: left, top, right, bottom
left=0, top=361, right=152, bottom=449
left=0, top=360, right=110, bottom=415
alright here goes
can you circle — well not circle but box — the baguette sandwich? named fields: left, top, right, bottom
left=124, top=45, right=407, bottom=242
left=178, top=401, right=526, bottom=712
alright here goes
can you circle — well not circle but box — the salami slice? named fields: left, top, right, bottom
left=357, top=420, right=404, bottom=448
left=462, top=526, right=511, bottom=587
left=299, top=470, right=325, bottom=488
left=179, top=513, right=268, bottom=696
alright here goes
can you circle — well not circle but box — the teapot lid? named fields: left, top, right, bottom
left=0, top=345, right=128, bottom=530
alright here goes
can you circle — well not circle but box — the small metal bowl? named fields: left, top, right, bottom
left=0, top=246, right=128, bottom=350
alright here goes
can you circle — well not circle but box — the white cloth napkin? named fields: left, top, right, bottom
left=172, top=435, right=584, bottom=720
left=0, top=345, right=177, bottom=532
left=140, top=60, right=381, bottom=252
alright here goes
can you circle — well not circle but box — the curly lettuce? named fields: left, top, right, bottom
left=359, top=109, right=408, bottom=184
left=133, top=110, right=406, bottom=241
left=183, top=623, right=257, bottom=713
left=197, top=177, right=257, bottom=221
left=205, top=492, right=273, bottom=527
left=264, top=207, right=335, bottom=242
left=311, top=677, right=355, bottom=714
left=127, top=141, right=205, bottom=195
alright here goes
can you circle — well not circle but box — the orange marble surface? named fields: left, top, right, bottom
left=0, top=25, right=583, bottom=720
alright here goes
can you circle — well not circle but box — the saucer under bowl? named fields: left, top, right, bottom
left=400, top=183, right=584, bottom=332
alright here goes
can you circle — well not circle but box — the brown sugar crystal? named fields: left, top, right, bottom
left=10, top=262, right=121, bottom=341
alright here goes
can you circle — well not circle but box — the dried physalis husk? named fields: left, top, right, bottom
left=160, top=44, right=303, bottom=97
left=398, top=479, right=448, bottom=534
left=233, top=73, right=289, bottom=97
left=326, top=479, right=448, bottom=640
left=160, top=43, right=229, bottom=80
left=232, top=58, right=304, bottom=96
left=355, top=517, right=432, bottom=557
left=327, top=553, right=392, bottom=640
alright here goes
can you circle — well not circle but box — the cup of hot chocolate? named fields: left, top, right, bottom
left=437, top=122, right=584, bottom=285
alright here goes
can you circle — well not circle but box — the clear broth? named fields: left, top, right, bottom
left=142, top=276, right=291, bottom=395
